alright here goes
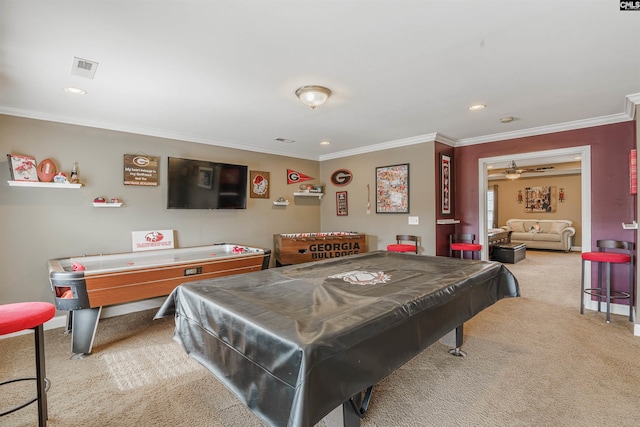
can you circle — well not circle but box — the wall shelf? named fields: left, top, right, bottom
left=93, top=203, right=123, bottom=208
left=436, top=219, right=460, bottom=225
left=7, top=180, right=83, bottom=189
left=293, top=192, right=323, bottom=200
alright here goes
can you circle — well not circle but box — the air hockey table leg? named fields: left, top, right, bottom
left=323, top=386, right=373, bottom=427
left=70, top=307, right=102, bottom=359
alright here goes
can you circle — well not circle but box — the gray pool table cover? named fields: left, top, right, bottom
left=156, top=251, right=520, bottom=427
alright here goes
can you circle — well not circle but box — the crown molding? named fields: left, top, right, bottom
left=455, top=113, right=633, bottom=147
left=318, top=133, right=436, bottom=161
left=3, top=93, right=638, bottom=162
left=626, top=93, right=640, bottom=119
left=0, top=106, right=320, bottom=161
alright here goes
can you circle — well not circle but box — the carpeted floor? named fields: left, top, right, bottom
left=2, top=250, right=639, bottom=426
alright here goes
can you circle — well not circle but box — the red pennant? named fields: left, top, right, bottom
left=287, top=169, right=314, bottom=184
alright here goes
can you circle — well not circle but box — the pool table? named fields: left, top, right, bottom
left=156, top=250, right=519, bottom=426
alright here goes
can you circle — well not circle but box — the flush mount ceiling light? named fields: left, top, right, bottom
left=295, top=85, right=332, bottom=110
left=500, top=116, right=514, bottom=123
left=64, top=87, right=86, bottom=95
left=469, top=104, right=486, bottom=111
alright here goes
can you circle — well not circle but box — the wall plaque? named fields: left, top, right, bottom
left=124, top=154, right=159, bottom=186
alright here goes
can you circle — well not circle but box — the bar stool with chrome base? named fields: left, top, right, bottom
left=449, top=234, right=482, bottom=260
left=386, top=235, right=419, bottom=254
left=580, top=240, right=634, bottom=323
left=0, top=301, right=56, bottom=426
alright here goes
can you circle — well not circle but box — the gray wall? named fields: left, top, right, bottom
left=0, top=115, right=320, bottom=305
left=319, top=142, right=436, bottom=254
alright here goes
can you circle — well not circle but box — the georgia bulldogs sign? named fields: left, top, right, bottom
left=330, top=169, right=353, bottom=186
left=287, top=169, right=314, bottom=184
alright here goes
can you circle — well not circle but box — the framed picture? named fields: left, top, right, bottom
left=197, top=166, right=213, bottom=189
left=525, top=186, right=557, bottom=213
left=375, top=163, right=409, bottom=214
left=7, top=154, right=38, bottom=181
left=336, top=191, right=348, bottom=216
left=250, top=170, right=270, bottom=198
left=440, top=154, right=451, bottom=215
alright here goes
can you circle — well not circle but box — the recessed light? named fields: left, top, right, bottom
left=64, top=87, right=86, bottom=95
left=320, top=141, right=330, bottom=145
left=469, top=104, right=486, bottom=111
left=499, top=116, right=514, bottom=123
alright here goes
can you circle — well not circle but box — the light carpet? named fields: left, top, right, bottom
left=1, top=250, right=639, bottom=426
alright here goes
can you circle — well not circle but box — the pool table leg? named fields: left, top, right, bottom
left=447, top=324, right=467, bottom=357
left=324, top=386, right=374, bottom=427
left=70, top=307, right=102, bottom=359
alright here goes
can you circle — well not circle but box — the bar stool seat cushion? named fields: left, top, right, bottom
left=387, top=244, right=417, bottom=253
left=0, top=302, right=56, bottom=335
left=581, top=252, right=631, bottom=264
left=451, top=243, right=482, bottom=252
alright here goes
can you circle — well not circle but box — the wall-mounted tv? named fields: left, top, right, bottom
left=167, top=157, right=248, bottom=209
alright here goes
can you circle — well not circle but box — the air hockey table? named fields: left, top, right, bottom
left=48, top=243, right=270, bottom=358
left=155, top=250, right=520, bottom=427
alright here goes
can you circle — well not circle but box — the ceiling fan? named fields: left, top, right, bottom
left=495, top=160, right=555, bottom=180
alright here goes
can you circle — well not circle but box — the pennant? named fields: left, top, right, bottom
left=287, top=169, right=314, bottom=184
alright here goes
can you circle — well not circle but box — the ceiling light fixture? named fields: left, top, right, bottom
left=295, top=86, right=332, bottom=110
left=500, top=116, right=514, bottom=123
left=505, top=171, right=521, bottom=180
left=64, top=87, right=86, bottom=95
left=504, top=160, right=521, bottom=180
left=469, top=104, right=486, bottom=111
left=320, top=141, right=330, bottom=145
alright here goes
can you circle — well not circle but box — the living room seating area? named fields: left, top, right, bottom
left=501, top=219, right=576, bottom=252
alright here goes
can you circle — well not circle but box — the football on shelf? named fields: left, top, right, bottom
left=37, top=158, right=57, bottom=182
left=93, top=197, right=106, bottom=203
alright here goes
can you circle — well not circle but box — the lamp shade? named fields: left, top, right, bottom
left=295, top=86, right=331, bottom=109
left=505, top=172, right=521, bottom=180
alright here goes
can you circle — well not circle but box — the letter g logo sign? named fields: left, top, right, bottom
left=331, top=169, right=353, bottom=186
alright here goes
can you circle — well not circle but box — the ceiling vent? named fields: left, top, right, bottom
left=71, top=57, right=98, bottom=79
left=274, top=137, right=295, bottom=143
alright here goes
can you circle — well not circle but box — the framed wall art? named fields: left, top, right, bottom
left=336, top=191, right=348, bottom=216
left=440, top=154, right=451, bottom=215
left=375, top=163, right=409, bottom=214
left=250, top=170, right=270, bottom=198
left=525, top=186, right=557, bottom=213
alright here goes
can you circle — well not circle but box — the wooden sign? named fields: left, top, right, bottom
left=250, top=171, right=270, bottom=198
left=124, top=154, right=159, bottom=186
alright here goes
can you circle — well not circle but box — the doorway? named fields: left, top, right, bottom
left=477, top=145, right=591, bottom=260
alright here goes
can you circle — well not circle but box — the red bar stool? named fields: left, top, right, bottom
left=0, top=302, right=56, bottom=426
left=580, top=240, right=634, bottom=323
left=449, top=234, right=482, bottom=260
left=386, top=235, right=419, bottom=254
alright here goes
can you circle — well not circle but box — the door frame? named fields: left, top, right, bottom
left=477, top=145, right=591, bottom=261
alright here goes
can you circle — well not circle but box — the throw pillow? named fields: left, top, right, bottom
left=539, top=222, right=553, bottom=233
left=550, top=222, right=568, bottom=234
left=510, top=221, right=524, bottom=232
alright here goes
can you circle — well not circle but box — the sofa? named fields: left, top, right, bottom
left=501, top=219, right=576, bottom=252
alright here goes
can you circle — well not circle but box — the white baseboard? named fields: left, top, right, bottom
left=0, top=297, right=166, bottom=340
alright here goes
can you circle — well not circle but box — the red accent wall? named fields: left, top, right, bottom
left=452, top=121, right=637, bottom=296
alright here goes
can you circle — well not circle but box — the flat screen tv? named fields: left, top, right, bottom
left=167, top=157, right=248, bottom=209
